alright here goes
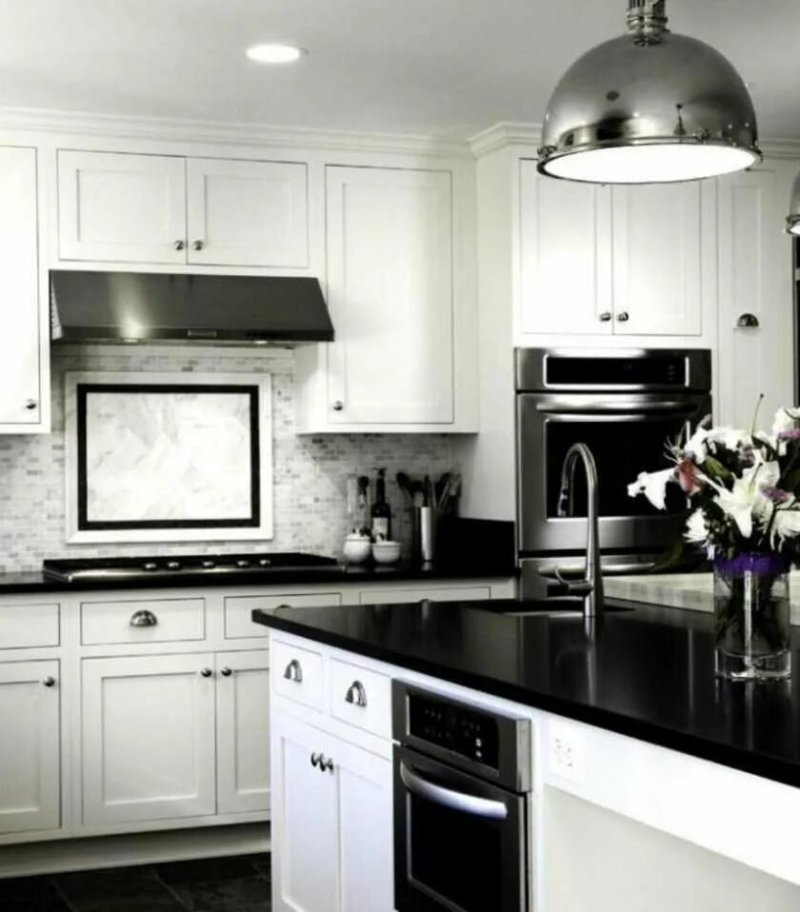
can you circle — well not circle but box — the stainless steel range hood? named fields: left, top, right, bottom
left=50, top=270, right=334, bottom=345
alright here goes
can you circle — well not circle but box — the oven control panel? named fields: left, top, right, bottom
left=407, top=691, right=500, bottom=770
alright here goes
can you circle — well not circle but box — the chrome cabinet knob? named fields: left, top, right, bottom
left=24, top=399, right=37, bottom=410
left=332, top=401, right=344, bottom=411
left=174, top=240, right=185, bottom=251
left=193, top=239, right=204, bottom=251
left=42, top=676, right=56, bottom=687
left=283, top=658, right=303, bottom=682
left=345, top=680, right=368, bottom=708
left=736, top=312, right=760, bottom=328
left=310, top=752, right=321, bottom=768
left=129, top=609, right=158, bottom=627
left=598, top=311, right=612, bottom=322
left=200, top=667, right=213, bottom=678
left=616, top=311, right=630, bottom=322
left=220, top=666, right=232, bottom=677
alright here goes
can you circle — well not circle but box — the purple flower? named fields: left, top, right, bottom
left=777, top=429, right=800, bottom=439
left=764, top=487, right=792, bottom=504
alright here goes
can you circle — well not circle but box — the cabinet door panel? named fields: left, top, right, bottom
left=0, top=660, right=60, bottom=834
left=186, top=158, right=308, bottom=267
left=271, top=712, right=339, bottom=912
left=217, top=650, right=270, bottom=814
left=82, top=653, right=216, bottom=824
left=337, top=740, right=393, bottom=912
left=58, top=150, right=186, bottom=263
left=519, top=160, right=612, bottom=335
left=326, top=166, right=454, bottom=424
left=0, top=146, right=41, bottom=425
left=612, top=182, right=702, bottom=335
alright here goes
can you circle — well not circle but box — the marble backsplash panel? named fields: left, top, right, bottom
left=0, top=346, right=455, bottom=571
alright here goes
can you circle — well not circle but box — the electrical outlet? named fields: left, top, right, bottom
left=548, top=721, right=585, bottom=783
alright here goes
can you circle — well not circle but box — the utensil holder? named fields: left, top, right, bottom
left=412, top=506, right=438, bottom=564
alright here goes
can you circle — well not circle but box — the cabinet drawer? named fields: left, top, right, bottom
left=0, top=603, right=59, bottom=649
left=225, top=592, right=342, bottom=639
left=359, top=586, right=491, bottom=605
left=81, top=598, right=205, bottom=645
left=271, top=638, right=323, bottom=710
left=329, top=658, right=391, bottom=738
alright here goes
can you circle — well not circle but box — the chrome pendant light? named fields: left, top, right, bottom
left=787, top=172, right=800, bottom=235
left=538, top=0, right=761, bottom=183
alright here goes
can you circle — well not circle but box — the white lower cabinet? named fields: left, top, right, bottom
left=0, top=660, right=60, bottom=834
left=216, top=650, right=271, bottom=814
left=271, top=710, right=393, bottom=912
left=82, top=649, right=269, bottom=826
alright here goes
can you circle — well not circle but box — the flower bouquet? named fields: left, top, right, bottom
left=628, top=403, right=799, bottom=679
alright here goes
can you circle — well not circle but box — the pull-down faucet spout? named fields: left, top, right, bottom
left=556, top=442, right=604, bottom=618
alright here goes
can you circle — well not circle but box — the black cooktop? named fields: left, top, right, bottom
left=42, top=552, right=338, bottom=583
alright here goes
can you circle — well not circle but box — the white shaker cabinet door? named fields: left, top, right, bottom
left=271, top=711, right=339, bottom=912
left=611, top=181, right=703, bottom=336
left=216, top=649, right=271, bottom=814
left=57, top=150, right=186, bottom=264
left=325, top=165, right=454, bottom=425
left=81, top=653, right=216, bottom=825
left=519, top=159, right=613, bottom=335
left=0, top=660, right=60, bottom=834
left=0, top=146, right=42, bottom=426
left=186, top=157, right=308, bottom=268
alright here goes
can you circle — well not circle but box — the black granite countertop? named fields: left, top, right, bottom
left=0, top=559, right=516, bottom=595
left=253, top=597, right=800, bottom=789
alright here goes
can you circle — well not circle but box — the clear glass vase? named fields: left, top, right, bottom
left=713, top=553, right=791, bottom=681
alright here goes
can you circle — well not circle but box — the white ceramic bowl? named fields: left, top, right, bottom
left=372, top=540, right=402, bottom=564
left=343, top=537, right=372, bottom=564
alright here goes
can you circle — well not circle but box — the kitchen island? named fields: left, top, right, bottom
left=254, top=597, right=800, bottom=911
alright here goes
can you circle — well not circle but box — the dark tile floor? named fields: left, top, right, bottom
left=0, top=853, right=271, bottom=912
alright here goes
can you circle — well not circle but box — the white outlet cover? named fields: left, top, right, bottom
left=547, top=719, right=586, bottom=784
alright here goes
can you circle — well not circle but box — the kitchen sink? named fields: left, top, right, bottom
left=476, top=597, right=632, bottom=618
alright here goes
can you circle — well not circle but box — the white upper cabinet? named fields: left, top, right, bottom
left=715, top=162, right=795, bottom=427
left=57, top=149, right=309, bottom=269
left=0, top=146, right=44, bottom=429
left=325, top=165, right=454, bottom=425
left=296, top=161, right=477, bottom=432
left=518, top=159, right=711, bottom=342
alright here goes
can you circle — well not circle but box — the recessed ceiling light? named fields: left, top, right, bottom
left=246, top=43, right=307, bottom=64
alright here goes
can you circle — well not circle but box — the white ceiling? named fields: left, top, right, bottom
left=1, top=0, right=797, bottom=142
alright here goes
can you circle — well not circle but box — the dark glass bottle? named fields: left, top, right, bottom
left=370, top=468, right=392, bottom=540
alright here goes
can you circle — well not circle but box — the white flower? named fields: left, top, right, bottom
left=771, top=407, right=800, bottom=438
left=627, top=467, right=675, bottom=511
left=684, top=509, right=708, bottom=544
left=706, top=426, right=750, bottom=451
left=771, top=508, right=800, bottom=547
left=705, top=461, right=775, bottom=539
left=682, top=424, right=710, bottom=461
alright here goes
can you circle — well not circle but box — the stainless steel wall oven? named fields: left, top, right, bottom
left=393, top=682, right=532, bottom=912
left=516, top=348, right=712, bottom=596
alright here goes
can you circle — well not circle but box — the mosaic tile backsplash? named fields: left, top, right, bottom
left=0, top=347, right=455, bottom=571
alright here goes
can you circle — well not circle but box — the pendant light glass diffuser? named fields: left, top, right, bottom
left=538, top=0, right=761, bottom=183
left=787, top=172, right=800, bottom=235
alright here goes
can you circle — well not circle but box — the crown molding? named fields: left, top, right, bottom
left=0, top=106, right=473, bottom=158
left=760, top=138, right=800, bottom=160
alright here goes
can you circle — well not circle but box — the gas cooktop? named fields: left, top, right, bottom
left=42, top=552, right=339, bottom=583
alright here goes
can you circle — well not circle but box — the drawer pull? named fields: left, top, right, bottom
left=200, top=667, right=213, bottom=678
left=320, top=754, right=334, bottom=773
left=220, top=666, right=233, bottom=677
left=345, top=680, right=368, bottom=708
left=42, top=676, right=56, bottom=688
left=310, top=752, right=321, bottom=768
left=129, top=609, right=158, bottom=628
left=283, top=658, right=303, bottom=683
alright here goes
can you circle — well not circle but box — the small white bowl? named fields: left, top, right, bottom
left=372, top=540, right=402, bottom=564
left=343, top=536, right=372, bottom=564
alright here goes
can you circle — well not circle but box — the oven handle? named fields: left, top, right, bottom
left=535, top=399, right=698, bottom=415
left=399, top=761, right=509, bottom=821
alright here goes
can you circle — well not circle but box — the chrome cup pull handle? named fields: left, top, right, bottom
left=283, top=658, right=303, bottom=683
left=129, top=609, right=158, bottom=627
left=345, top=680, right=367, bottom=708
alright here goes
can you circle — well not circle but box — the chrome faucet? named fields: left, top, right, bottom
left=555, top=442, right=604, bottom=618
